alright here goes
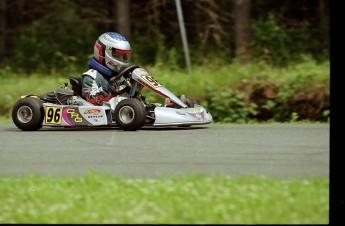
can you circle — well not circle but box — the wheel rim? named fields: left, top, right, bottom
left=119, top=106, right=135, bottom=124
left=17, top=105, right=33, bottom=123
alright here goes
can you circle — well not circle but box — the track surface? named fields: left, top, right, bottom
left=0, top=123, right=329, bottom=179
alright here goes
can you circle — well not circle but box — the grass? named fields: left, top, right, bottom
left=0, top=115, right=11, bottom=124
left=0, top=74, right=68, bottom=117
left=0, top=172, right=329, bottom=224
left=146, top=57, right=330, bottom=98
left=0, top=58, right=330, bottom=119
left=0, top=60, right=330, bottom=224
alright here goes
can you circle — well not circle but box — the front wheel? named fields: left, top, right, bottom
left=183, top=95, right=198, bottom=108
left=114, top=99, right=146, bottom=131
left=12, top=97, right=44, bottom=131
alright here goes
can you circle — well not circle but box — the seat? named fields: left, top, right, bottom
left=69, top=77, right=83, bottom=97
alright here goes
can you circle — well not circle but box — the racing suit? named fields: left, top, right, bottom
left=81, top=57, right=122, bottom=105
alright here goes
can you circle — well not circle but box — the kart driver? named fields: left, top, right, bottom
left=81, top=32, right=132, bottom=105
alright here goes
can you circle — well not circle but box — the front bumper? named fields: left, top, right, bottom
left=152, top=105, right=213, bottom=126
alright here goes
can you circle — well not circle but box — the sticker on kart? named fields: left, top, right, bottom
left=45, top=106, right=87, bottom=126
left=45, top=106, right=62, bottom=125
left=62, top=107, right=88, bottom=126
left=141, top=75, right=163, bottom=88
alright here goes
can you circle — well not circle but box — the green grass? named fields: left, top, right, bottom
left=146, top=57, right=330, bottom=99
left=0, top=172, right=329, bottom=224
left=0, top=74, right=68, bottom=117
left=0, top=59, right=330, bottom=123
left=0, top=115, right=11, bottom=124
left=1, top=59, right=330, bottom=112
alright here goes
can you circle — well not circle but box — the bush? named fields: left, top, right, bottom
left=203, top=88, right=250, bottom=123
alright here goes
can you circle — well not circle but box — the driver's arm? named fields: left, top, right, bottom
left=81, top=71, right=113, bottom=105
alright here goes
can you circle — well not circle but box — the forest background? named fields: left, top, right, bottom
left=0, top=0, right=330, bottom=123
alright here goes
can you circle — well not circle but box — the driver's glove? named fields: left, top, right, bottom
left=102, top=82, right=118, bottom=96
left=109, top=83, right=120, bottom=95
left=108, top=81, right=127, bottom=96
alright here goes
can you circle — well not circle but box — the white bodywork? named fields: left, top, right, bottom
left=153, top=105, right=213, bottom=126
left=41, top=67, right=212, bottom=128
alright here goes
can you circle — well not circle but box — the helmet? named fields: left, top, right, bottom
left=94, top=32, right=132, bottom=73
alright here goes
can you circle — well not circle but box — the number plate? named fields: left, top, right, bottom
left=141, top=75, right=163, bottom=88
left=45, top=106, right=62, bottom=125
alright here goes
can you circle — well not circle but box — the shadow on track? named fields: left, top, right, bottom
left=5, top=125, right=210, bottom=132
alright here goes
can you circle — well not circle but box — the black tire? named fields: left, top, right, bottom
left=114, top=99, right=146, bottom=131
left=12, top=97, right=44, bottom=131
left=185, top=96, right=198, bottom=108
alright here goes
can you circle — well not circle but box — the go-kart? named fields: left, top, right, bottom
left=12, top=65, right=213, bottom=131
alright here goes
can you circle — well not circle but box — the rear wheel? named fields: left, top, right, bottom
left=114, top=99, right=146, bottom=131
left=12, top=97, right=44, bottom=131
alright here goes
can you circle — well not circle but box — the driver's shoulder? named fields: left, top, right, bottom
left=82, top=69, right=100, bottom=79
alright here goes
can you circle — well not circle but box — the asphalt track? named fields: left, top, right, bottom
left=0, top=123, right=329, bottom=179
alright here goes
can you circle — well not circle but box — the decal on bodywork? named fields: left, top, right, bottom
left=187, top=108, right=205, bottom=120
left=62, top=107, right=85, bottom=126
left=176, top=108, right=205, bottom=120
left=45, top=106, right=62, bottom=125
left=83, top=108, right=104, bottom=121
left=141, top=75, right=163, bottom=88
left=176, top=111, right=186, bottom=116
left=84, top=109, right=102, bottom=115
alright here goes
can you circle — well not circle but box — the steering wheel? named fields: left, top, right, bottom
left=110, top=65, right=139, bottom=83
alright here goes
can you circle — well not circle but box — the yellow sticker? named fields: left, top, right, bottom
left=141, top=75, right=163, bottom=88
left=66, top=108, right=83, bottom=122
left=45, top=106, right=62, bottom=125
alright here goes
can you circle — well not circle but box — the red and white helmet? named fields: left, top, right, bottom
left=94, top=32, right=132, bottom=73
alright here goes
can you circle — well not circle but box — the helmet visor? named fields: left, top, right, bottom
left=112, top=48, right=132, bottom=63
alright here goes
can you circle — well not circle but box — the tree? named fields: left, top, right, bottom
left=110, top=0, right=131, bottom=40
left=0, top=0, right=330, bottom=71
left=195, top=0, right=224, bottom=47
left=234, top=0, right=252, bottom=63
left=318, top=0, right=329, bottom=48
left=0, top=0, right=6, bottom=66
